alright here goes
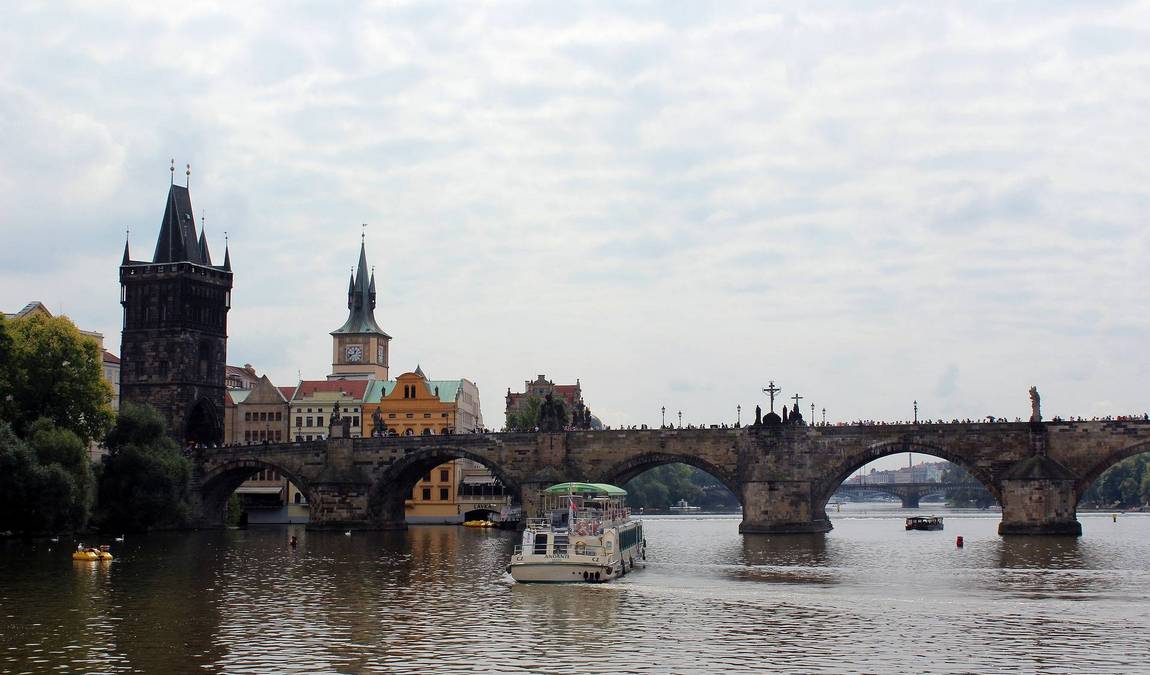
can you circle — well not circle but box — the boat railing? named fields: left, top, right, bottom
left=512, top=543, right=611, bottom=558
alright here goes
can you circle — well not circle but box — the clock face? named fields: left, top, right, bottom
left=346, top=345, right=363, bottom=362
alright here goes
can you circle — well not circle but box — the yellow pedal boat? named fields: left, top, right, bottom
left=72, top=546, right=113, bottom=561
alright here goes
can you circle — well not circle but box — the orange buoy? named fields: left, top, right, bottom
left=956, top=536, right=964, bottom=548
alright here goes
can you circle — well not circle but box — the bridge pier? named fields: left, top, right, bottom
left=998, top=477, right=1081, bottom=536
left=900, top=491, right=921, bottom=509
left=738, top=480, right=832, bottom=534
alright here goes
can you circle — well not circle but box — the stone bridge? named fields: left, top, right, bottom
left=191, top=419, right=1150, bottom=536
left=833, top=482, right=989, bottom=508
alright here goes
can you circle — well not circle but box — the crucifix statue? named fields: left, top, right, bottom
left=791, top=392, right=803, bottom=408
left=763, top=381, right=782, bottom=413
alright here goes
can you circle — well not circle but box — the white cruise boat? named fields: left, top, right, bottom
left=508, top=482, right=645, bottom=583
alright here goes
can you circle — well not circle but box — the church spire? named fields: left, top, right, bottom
left=331, top=237, right=389, bottom=337
left=122, top=231, right=131, bottom=265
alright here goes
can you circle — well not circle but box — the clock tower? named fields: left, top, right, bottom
left=329, top=239, right=390, bottom=380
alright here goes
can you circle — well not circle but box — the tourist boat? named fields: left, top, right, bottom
left=72, top=545, right=113, bottom=561
left=508, top=482, right=645, bottom=583
left=668, top=499, right=701, bottom=512
left=905, top=516, right=944, bottom=531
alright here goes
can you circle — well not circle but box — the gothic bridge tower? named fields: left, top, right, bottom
left=119, top=172, right=233, bottom=446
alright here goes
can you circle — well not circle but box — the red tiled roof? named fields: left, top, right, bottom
left=102, top=350, right=120, bottom=364
left=277, top=386, right=297, bottom=400
left=554, top=385, right=579, bottom=394
left=293, top=380, right=370, bottom=401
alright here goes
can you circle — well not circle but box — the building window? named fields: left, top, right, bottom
left=388, top=413, right=396, bottom=419
left=441, top=413, right=449, bottom=418
left=317, top=416, right=324, bottom=426
left=439, top=488, right=449, bottom=501
left=439, top=469, right=449, bottom=482
left=275, top=430, right=282, bottom=441
left=405, top=413, right=413, bottom=419
left=306, top=417, right=313, bottom=427
left=423, top=472, right=432, bottom=482
left=296, top=416, right=302, bottom=427
left=306, top=435, right=313, bottom=441
left=275, top=412, right=282, bottom=421
left=244, top=430, right=251, bottom=442
left=423, top=413, right=431, bottom=419
left=422, top=488, right=431, bottom=500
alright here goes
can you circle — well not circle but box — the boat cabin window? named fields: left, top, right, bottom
left=533, top=533, right=548, bottom=555
left=553, top=534, right=568, bottom=557
left=549, top=509, right=570, bottom=530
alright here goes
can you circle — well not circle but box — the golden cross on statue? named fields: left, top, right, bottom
left=763, top=381, right=782, bottom=413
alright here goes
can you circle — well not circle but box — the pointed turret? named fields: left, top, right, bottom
left=369, top=270, right=377, bottom=306
left=122, top=238, right=131, bottom=265
left=223, top=243, right=231, bottom=271
left=414, top=364, right=426, bottom=379
left=198, top=227, right=213, bottom=266
left=347, top=273, right=356, bottom=308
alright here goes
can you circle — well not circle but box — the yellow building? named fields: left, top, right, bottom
left=363, top=367, right=491, bottom=523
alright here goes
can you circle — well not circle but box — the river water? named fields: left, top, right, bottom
left=3, top=505, right=1149, bottom=673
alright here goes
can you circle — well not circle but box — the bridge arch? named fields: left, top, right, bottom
left=599, top=451, right=740, bottom=501
left=368, top=447, right=521, bottom=525
left=1076, top=439, right=1150, bottom=498
left=199, top=458, right=314, bottom=526
left=817, top=440, right=1001, bottom=511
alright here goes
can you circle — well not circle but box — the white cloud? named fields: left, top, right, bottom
left=1, top=0, right=1148, bottom=435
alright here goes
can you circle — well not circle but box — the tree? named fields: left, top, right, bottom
left=96, top=403, right=193, bottom=531
left=940, top=462, right=996, bottom=508
left=1082, top=453, right=1150, bottom=508
left=0, top=313, right=113, bottom=442
left=28, top=419, right=94, bottom=530
left=0, top=422, right=87, bottom=534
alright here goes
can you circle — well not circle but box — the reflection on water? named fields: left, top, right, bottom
left=3, top=508, right=1150, bottom=673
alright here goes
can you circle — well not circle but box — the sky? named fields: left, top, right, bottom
left=2, top=1, right=1148, bottom=443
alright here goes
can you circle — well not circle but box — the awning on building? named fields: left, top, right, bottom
left=460, top=474, right=499, bottom=486
left=235, top=486, right=284, bottom=496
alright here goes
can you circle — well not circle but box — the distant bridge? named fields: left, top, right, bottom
left=833, top=481, right=990, bottom=508
left=190, top=419, right=1150, bottom=536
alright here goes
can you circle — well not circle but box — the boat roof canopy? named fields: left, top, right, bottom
left=543, top=482, right=627, bottom=497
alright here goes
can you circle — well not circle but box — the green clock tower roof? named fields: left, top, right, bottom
left=332, top=240, right=390, bottom=337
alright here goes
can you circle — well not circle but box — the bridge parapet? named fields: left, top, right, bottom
left=186, top=420, right=1150, bottom=535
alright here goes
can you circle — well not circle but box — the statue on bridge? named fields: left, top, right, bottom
left=371, top=408, right=388, bottom=437
left=789, top=402, right=804, bottom=425
left=331, top=399, right=342, bottom=423
left=538, top=393, right=567, bottom=432
left=1029, top=386, right=1042, bottom=423
left=754, top=405, right=762, bottom=426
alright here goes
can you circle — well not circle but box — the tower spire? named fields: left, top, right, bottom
left=223, top=231, right=231, bottom=271
left=122, top=227, right=131, bottom=265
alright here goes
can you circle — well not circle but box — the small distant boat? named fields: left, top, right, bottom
left=508, top=482, right=645, bottom=583
left=905, top=516, right=944, bottom=531
left=668, top=499, right=701, bottom=512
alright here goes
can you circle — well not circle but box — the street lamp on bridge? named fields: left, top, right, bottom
left=822, top=407, right=826, bottom=426
left=914, top=400, right=918, bottom=424
left=661, top=406, right=665, bottom=428
left=737, top=405, right=741, bottom=427
left=678, top=410, right=682, bottom=428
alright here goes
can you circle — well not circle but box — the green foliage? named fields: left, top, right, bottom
left=0, top=422, right=89, bottom=534
left=939, top=462, right=996, bottom=508
left=1081, top=453, right=1150, bottom=508
left=0, top=313, right=114, bottom=443
left=623, top=463, right=740, bottom=510
left=225, top=494, right=243, bottom=527
left=507, top=396, right=574, bottom=431
left=95, top=403, right=193, bottom=531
